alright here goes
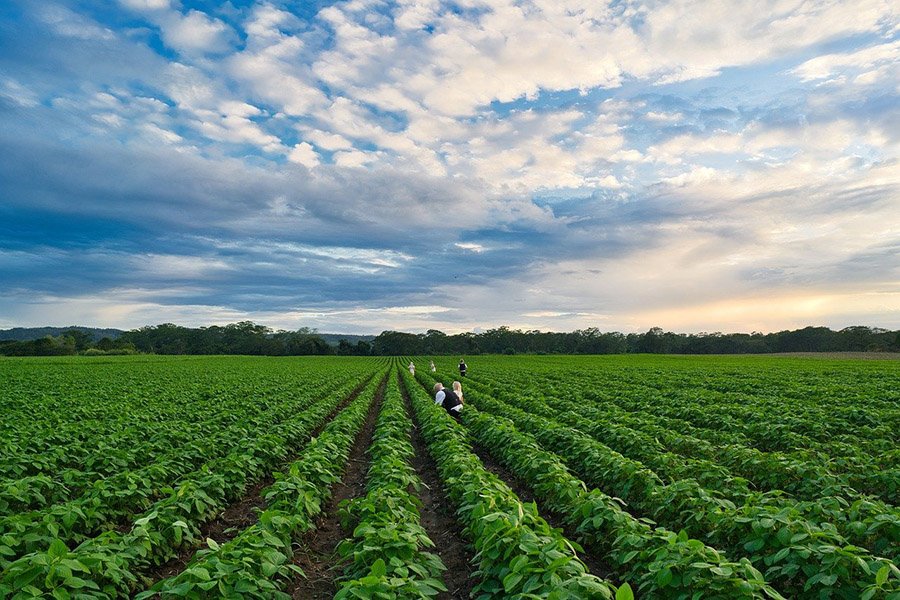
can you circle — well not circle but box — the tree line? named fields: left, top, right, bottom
left=2, top=322, right=898, bottom=356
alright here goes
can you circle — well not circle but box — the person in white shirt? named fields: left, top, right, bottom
left=432, top=382, right=462, bottom=420
left=409, top=362, right=415, bottom=375
left=429, top=360, right=436, bottom=372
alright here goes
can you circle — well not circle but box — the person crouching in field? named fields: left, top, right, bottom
left=433, top=382, right=462, bottom=421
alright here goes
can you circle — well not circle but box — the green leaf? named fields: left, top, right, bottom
left=616, top=582, right=634, bottom=600
left=503, top=572, right=523, bottom=592
left=371, top=558, right=387, bottom=578
left=63, top=576, right=95, bottom=589
left=48, top=539, right=69, bottom=559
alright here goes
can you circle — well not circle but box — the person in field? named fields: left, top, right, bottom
left=408, top=361, right=416, bottom=375
left=458, top=359, right=467, bottom=377
left=429, top=360, right=436, bottom=373
left=452, top=380, right=464, bottom=404
left=433, top=382, right=462, bottom=420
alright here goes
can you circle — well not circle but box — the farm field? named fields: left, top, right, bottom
left=0, top=354, right=898, bottom=599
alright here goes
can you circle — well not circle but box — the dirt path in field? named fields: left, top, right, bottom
left=469, top=441, right=615, bottom=582
left=287, top=374, right=387, bottom=599
left=142, top=374, right=375, bottom=587
left=400, top=375, right=477, bottom=600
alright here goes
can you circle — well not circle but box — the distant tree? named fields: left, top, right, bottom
left=371, top=331, right=424, bottom=355
left=5, top=322, right=898, bottom=356
left=96, top=337, right=116, bottom=351
left=61, top=329, right=94, bottom=351
left=637, top=327, right=666, bottom=353
left=423, top=329, right=447, bottom=354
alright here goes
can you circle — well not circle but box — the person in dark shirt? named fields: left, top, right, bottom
left=433, top=382, right=462, bottom=421
left=458, top=359, right=467, bottom=377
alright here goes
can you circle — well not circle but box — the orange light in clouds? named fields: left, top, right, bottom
left=628, top=289, right=900, bottom=333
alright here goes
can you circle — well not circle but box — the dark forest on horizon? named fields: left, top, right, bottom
left=1, top=323, right=898, bottom=356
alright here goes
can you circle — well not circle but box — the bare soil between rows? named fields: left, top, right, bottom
left=141, top=374, right=375, bottom=589
left=400, top=374, right=477, bottom=600
left=287, top=374, right=387, bottom=599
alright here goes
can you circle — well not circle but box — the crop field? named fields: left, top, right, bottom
left=0, top=354, right=898, bottom=599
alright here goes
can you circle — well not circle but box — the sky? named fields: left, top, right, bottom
left=0, top=0, right=898, bottom=334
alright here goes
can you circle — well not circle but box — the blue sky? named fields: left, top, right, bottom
left=0, top=0, right=897, bottom=333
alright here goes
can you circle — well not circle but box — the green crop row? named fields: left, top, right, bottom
left=565, top=382, right=899, bottom=501
left=0, top=375, right=356, bottom=566
left=400, top=369, right=623, bottom=600
left=578, top=373, right=895, bottom=456
left=464, top=356, right=897, bottom=458
left=133, top=371, right=386, bottom=599
left=462, top=374, right=900, bottom=562
left=580, top=393, right=896, bottom=504
left=1, top=396, right=245, bottom=478
left=463, top=361, right=898, bottom=499
left=452, top=399, right=783, bottom=598
left=0, top=360, right=295, bottom=477
left=0, top=407, right=263, bottom=512
left=446, top=377, right=899, bottom=599
left=0, top=373, right=374, bottom=598
left=0, top=359, right=364, bottom=511
left=335, top=372, right=448, bottom=598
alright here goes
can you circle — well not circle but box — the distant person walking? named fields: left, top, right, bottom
left=408, top=361, right=416, bottom=375
left=429, top=360, right=436, bottom=373
left=433, top=382, right=462, bottom=421
left=452, top=381, right=464, bottom=404
left=458, top=359, right=467, bottom=378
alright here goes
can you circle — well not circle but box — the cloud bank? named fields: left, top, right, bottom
left=0, top=0, right=897, bottom=332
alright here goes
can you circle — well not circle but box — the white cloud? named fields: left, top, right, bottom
left=662, top=166, right=720, bottom=188
left=129, top=254, right=234, bottom=278
left=288, top=142, right=321, bottom=168
left=304, top=130, right=354, bottom=151
left=140, top=123, right=183, bottom=144
left=645, top=111, right=683, bottom=122
left=160, top=9, right=235, bottom=54
left=119, top=2, right=234, bottom=55
left=203, top=238, right=414, bottom=272
left=162, top=62, right=219, bottom=111
left=38, top=4, right=116, bottom=41
left=227, top=5, right=328, bottom=116
left=119, top=0, right=169, bottom=10
left=595, top=175, right=623, bottom=189
left=649, top=132, right=743, bottom=164
left=792, top=40, right=899, bottom=83
left=192, top=101, right=284, bottom=152
left=0, top=78, right=39, bottom=107
left=638, top=0, right=890, bottom=83
left=333, top=149, right=376, bottom=168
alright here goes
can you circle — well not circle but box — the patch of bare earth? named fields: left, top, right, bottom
left=141, top=375, right=374, bottom=590
left=287, top=375, right=386, bottom=599
left=400, top=377, right=477, bottom=599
